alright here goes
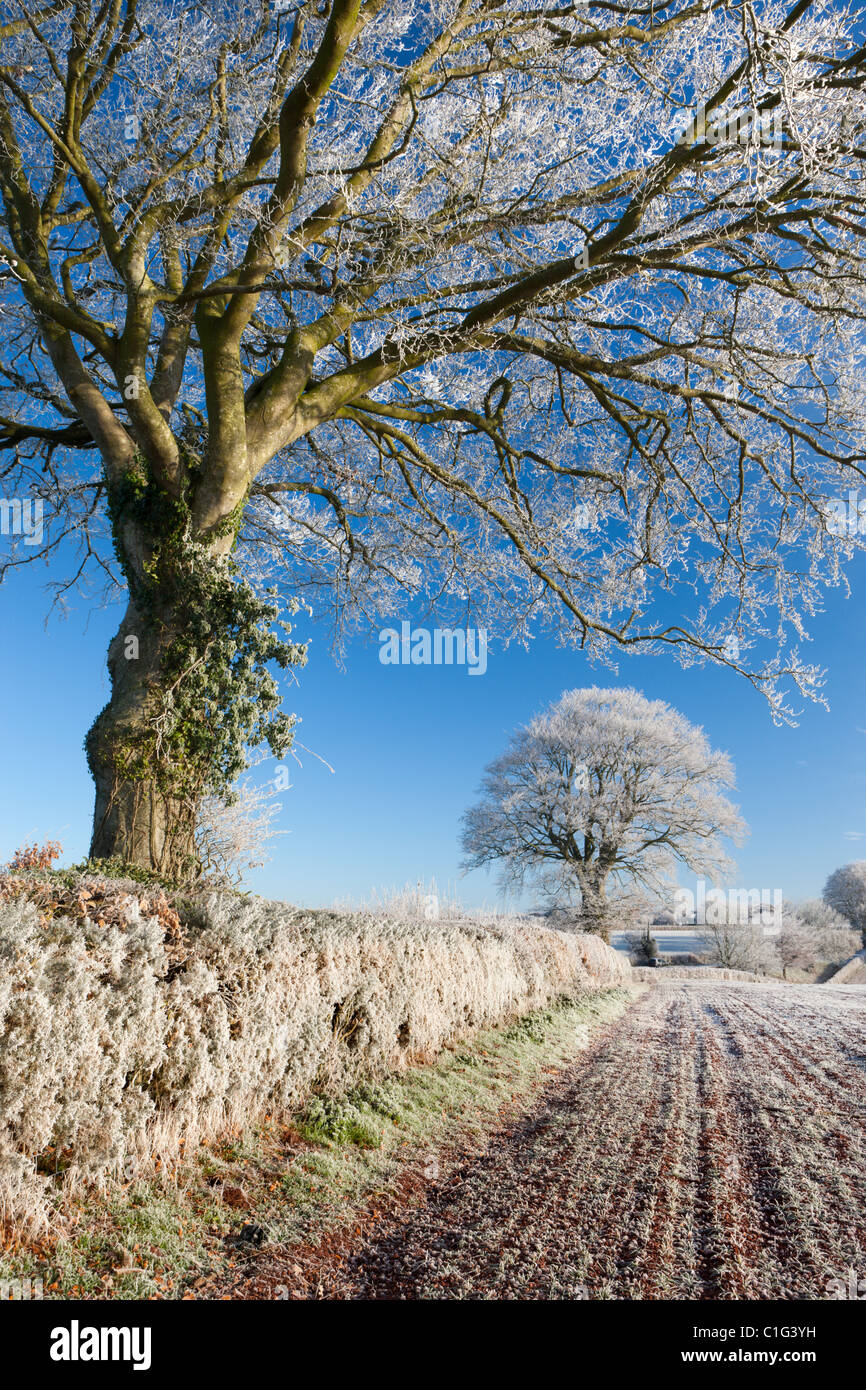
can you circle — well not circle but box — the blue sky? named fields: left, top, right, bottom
left=2, top=540, right=865, bottom=910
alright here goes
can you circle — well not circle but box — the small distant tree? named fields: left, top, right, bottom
left=625, top=929, right=659, bottom=965
left=778, top=898, right=860, bottom=976
left=798, top=897, right=860, bottom=954
left=652, top=910, right=676, bottom=927
left=461, top=687, right=746, bottom=941
left=777, top=903, right=816, bottom=978
left=702, top=919, right=774, bottom=973
left=823, top=864, right=866, bottom=947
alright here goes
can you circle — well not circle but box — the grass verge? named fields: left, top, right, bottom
left=0, top=986, right=633, bottom=1300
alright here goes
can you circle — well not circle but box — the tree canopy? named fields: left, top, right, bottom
left=461, top=685, right=745, bottom=933
left=0, top=0, right=864, bottom=869
left=823, top=860, right=866, bottom=944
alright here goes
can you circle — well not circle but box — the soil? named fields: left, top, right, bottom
left=212, top=981, right=866, bottom=1300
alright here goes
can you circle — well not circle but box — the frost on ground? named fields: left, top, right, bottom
left=240, top=981, right=866, bottom=1301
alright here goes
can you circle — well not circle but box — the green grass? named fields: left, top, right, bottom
left=0, top=987, right=632, bottom=1300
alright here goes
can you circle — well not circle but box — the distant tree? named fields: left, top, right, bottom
left=797, top=897, right=860, bottom=953
left=777, top=898, right=859, bottom=977
left=823, top=864, right=866, bottom=947
left=702, top=920, right=774, bottom=973
left=461, top=687, right=745, bottom=939
left=625, top=929, right=659, bottom=965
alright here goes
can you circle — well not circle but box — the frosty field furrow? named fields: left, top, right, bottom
left=236, top=981, right=866, bottom=1301
left=693, top=986, right=866, bottom=1297
left=689, top=1003, right=771, bottom=1299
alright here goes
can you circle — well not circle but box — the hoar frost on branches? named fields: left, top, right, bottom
left=822, top=861, right=866, bottom=945
left=461, top=686, right=746, bottom=938
left=0, top=1, right=865, bottom=870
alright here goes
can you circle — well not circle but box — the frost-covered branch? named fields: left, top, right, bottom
left=461, top=685, right=746, bottom=936
left=0, top=1, right=864, bottom=718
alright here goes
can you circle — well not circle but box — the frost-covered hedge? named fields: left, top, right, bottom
left=630, top=965, right=768, bottom=982
left=0, top=875, right=627, bottom=1229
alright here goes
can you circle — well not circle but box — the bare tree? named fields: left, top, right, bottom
left=194, top=774, right=285, bottom=887
left=822, top=863, right=866, bottom=946
left=701, top=919, right=774, bottom=972
left=461, top=686, right=746, bottom=938
left=1, top=1, right=865, bottom=873
left=777, top=897, right=858, bottom=976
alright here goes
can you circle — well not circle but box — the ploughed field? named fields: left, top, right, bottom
left=245, top=980, right=866, bottom=1300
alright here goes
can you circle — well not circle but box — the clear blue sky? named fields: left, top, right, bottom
left=2, top=539, right=865, bottom=911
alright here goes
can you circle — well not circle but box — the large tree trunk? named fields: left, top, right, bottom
left=86, top=461, right=295, bottom=878
left=577, top=878, right=612, bottom=942
left=85, top=599, right=198, bottom=879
